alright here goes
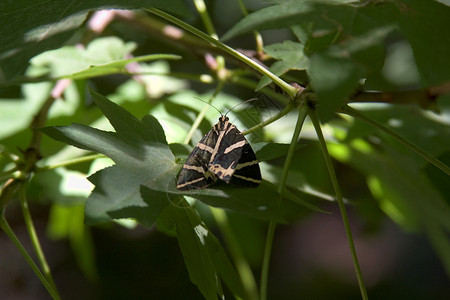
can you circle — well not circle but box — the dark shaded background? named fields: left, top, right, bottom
left=1, top=201, right=448, bottom=299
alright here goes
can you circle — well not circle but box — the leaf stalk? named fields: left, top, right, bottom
left=260, top=103, right=309, bottom=300
left=309, top=109, right=368, bottom=300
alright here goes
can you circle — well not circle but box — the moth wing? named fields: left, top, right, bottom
left=229, top=142, right=261, bottom=187
left=208, top=124, right=244, bottom=182
left=209, top=124, right=260, bottom=187
left=176, top=129, right=218, bottom=190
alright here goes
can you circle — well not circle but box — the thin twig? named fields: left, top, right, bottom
left=19, top=188, right=59, bottom=295
left=309, top=109, right=368, bottom=300
left=0, top=212, right=60, bottom=300
left=260, top=103, right=309, bottom=300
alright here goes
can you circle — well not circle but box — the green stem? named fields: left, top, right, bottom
left=0, top=146, right=20, bottom=163
left=18, top=188, right=60, bottom=298
left=37, top=154, right=105, bottom=172
left=0, top=167, right=18, bottom=182
left=237, top=0, right=249, bottom=16
left=260, top=103, right=309, bottom=300
left=229, top=75, right=290, bottom=105
left=146, top=8, right=298, bottom=98
left=342, top=105, right=450, bottom=176
left=242, top=100, right=296, bottom=136
left=236, top=0, right=264, bottom=54
left=308, top=109, right=368, bottom=300
left=122, top=71, right=215, bottom=84
left=209, top=207, right=259, bottom=300
left=193, top=0, right=217, bottom=39
left=0, top=211, right=61, bottom=300
left=260, top=221, right=276, bottom=300
left=277, top=104, right=309, bottom=194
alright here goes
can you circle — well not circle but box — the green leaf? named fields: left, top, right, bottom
left=0, top=0, right=190, bottom=81
left=125, top=60, right=187, bottom=98
left=30, top=37, right=136, bottom=78
left=302, top=3, right=397, bottom=119
left=308, top=52, right=363, bottom=120
left=224, top=1, right=436, bottom=120
left=253, top=142, right=304, bottom=162
left=261, top=148, right=335, bottom=211
left=222, top=1, right=357, bottom=41
left=256, top=41, right=308, bottom=91
left=169, top=203, right=245, bottom=300
left=47, top=204, right=97, bottom=281
left=224, top=0, right=450, bottom=91
left=223, top=2, right=368, bottom=107
left=329, top=138, right=450, bottom=233
left=345, top=105, right=450, bottom=163
left=140, top=185, right=174, bottom=223
left=399, top=0, right=450, bottom=85
left=364, top=40, right=421, bottom=90
left=42, top=89, right=176, bottom=225
left=0, top=83, right=51, bottom=140
left=172, top=204, right=220, bottom=300
left=221, top=1, right=314, bottom=41
left=330, top=139, right=450, bottom=274
left=181, top=180, right=307, bottom=222
left=30, top=37, right=181, bottom=80
left=42, top=91, right=313, bottom=225
left=85, top=165, right=170, bottom=226
left=170, top=143, right=193, bottom=161
left=66, top=54, right=181, bottom=80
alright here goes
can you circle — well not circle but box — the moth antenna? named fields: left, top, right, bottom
left=193, top=97, right=223, bottom=116
left=224, top=98, right=259, bottom=116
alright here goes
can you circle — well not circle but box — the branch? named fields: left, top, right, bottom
left=0, top=79, right=70, bottom=208
left=350, top=80, right=450, bottom=110
left=114, top=11, right=291, bottom=94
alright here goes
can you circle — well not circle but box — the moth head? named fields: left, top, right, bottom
left=219, top=115, right=229, bottom=122
left=217, top=115, right=229, bottom=130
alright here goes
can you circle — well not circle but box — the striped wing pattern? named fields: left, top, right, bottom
left=176, top=116, right=261, bottom=190
left=176, top=127, right=218, bottom=190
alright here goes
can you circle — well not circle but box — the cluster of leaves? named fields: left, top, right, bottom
left=1, top=0, right=450, bottom=299
left=42, top=90, right=317, bottom=299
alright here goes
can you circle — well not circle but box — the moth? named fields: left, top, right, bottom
left=177, top=110, right=261, bottom=191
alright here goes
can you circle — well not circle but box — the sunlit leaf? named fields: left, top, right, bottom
left=256, top=41, right=308, bottom=90
left=42, top=91, right=315, bottom=225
